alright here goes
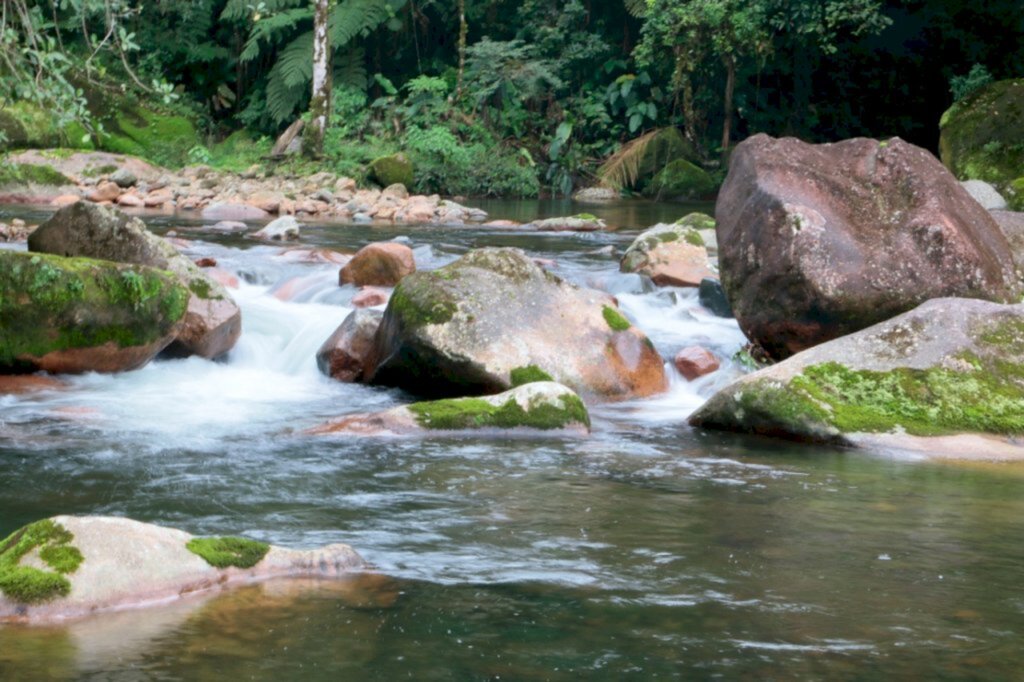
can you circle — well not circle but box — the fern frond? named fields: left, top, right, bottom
left=598, top=127, right=689, bottom=189
left=623, top=0, right=648, bottom=18
left=240, top=7, right=313, bottom=62
left=334, top=47, right=368, bottom=89
left=266, top=58, right=307, bottom=123
left=221, top=0, right=305, bottom=22
left=329, top=0, right=393, bottom=47
left=277, top=31, right=315, bottom=88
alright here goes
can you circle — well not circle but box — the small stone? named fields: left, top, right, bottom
left=252, top=215, right=301, bottom=241
left=87, top=181, right=121, bottom=203
left=116, top=193, right=144, bottom=208
left=194, top=257, right=218, bottom=268
left=109, top=168, right=138, bottom=188
left=674, top=347, right=720, bottom=381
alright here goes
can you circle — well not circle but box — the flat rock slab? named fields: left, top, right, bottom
left=0, top=516, right=364, bottom=623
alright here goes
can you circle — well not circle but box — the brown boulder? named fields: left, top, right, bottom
left=673, top=347, right=720, bottom=381
left=339, top=242, right=416, bottom=287
left=316, top=309, right=383, bottom=382
left=51, top=194, right=81, bottom=208
left=716, top=135, right=1021, bottom=359
left=87, top=181, right=121, bottom=203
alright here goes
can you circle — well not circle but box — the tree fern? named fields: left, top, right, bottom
left=240, top=8, right=313, bottom=62
left=221, top=0, right=305, bottom=22
left=623, top=0, right=647, bottom=18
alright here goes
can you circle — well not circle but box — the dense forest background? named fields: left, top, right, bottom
left=1, top=0, right=1022, bottom=197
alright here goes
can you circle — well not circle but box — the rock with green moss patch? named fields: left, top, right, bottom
left=0, top=250, right=188, bottom=373
left=939, top=79, right=1024, bottom=191
left=717, top=134, right=1021, bottom=360
left=364, top=247, right=666, bottom=401
left=309, top=382, right=590, bottom=436
left=0, top=516, right=364, bottom=624
left=369, top=153, right=414, bottom=187
left=524, top=215, right=606, bottom=232
left=29, top=203, right=241, bottom=359
left=620, top=217, right=716, bottom=287
left=690, top=297, right=1024, bottom=456
left=642, top=159, right=718, bottom=199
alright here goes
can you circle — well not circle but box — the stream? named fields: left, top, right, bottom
left=2, top=199, right=1024, bottom=679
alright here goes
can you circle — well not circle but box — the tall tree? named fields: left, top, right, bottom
left=305, top=0, right=332, bottom=157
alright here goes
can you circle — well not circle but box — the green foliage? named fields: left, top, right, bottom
left=0, top=519, right=83, bottom=604
left=951, top=64, right=994, bottom=102
left=186, top=536, right=270, bottom=569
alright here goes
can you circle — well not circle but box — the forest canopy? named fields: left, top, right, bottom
left=1, top=0, right=1022, bottom=197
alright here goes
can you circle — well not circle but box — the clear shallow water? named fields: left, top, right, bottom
left=2, top=201, right=1024, bottom=679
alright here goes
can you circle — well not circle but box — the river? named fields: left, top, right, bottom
left=1, top=199, right=1023, bottom=679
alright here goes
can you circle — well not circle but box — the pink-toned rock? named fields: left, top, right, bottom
left=316, top=309, right=383, bottom=382
left=673, top=347, right=720, bottom=381
left=87, top=181, right=121, bottom=203
left=144, top=190, right=173, bottom=207
left=276, top=248, right=351, bottom=265
left=201, top=202, right=269, bottom=221
left=51, top=194, right=81, bottom=208
left=279, top=198, right=296, bottom=215
left=352, top=286, right=389, bottom=308
left=339, top=242, right=416, bottom=287
left=248, top=192, right=283, bottom=213
left=483, top=220, right=519, bottom=228
left=206, top=268, right=240, bottom=289
left=717, top=134, right=1021, bottom=359
left=116, top=193, right=144, bottom=207
left=0, top=375, right=66, bottom=395
left=335, top=177, right=357, bottom=193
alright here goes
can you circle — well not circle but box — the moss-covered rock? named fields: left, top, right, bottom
left=939, top=79, right=1024, bottom=189
left=643, top=159, right=718, bottom=199
left=620, top=216, right=716, bottom=287
left=309, top=381, right=591, bottom=436
left=689, top=298, right=1024, bottom=451
left=363, top=247, right=667, bottom=401
left=0, top=250, right=188, bottom=373
left=186, top=537, right=270, bottom=569
left=369, top=153, right=414, bottom=187
left=0, top=162, right=72, bottom=187
left=30, top=203, right=241, bottom=359
left=0, top=520, right=83, bottom=604
left=1007, top=177, right=1024, bottom=212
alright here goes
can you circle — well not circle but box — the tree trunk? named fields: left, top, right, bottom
left=454, top=0, right=468, bottom=102
left=720, top=54, right=735, bottom=165
left=304, top=0, right=331, bottom=158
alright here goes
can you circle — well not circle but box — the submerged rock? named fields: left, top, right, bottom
left=689, top=298, right=1024, bottom=455
left=339, top=242, right=416, bottom=287
left=525, top=215, right=606, bottom=232
left=309, top=382, right=590, bottom=436
left=29, top=203, right=242, bottom=359
left=0, top=250, right=188, bottom=373
left=620, top=214, right=716, bottom=287
left=0, top=516, right=364, bottom=623
left=716, top=134, right=1021, bottom=360
left=316, top=309, right=383, bottom=383
left=364, top=247, right=667, bottom=401
left=698, top=278, right=733, bottom=318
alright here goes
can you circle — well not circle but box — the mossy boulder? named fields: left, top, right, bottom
left=717, top=134, right=1021, bottom=360
left=309, top=382, right=590, bottom=436
left=939, top=79, right=1024, bottom=189
left=0, top=102, right=78, bottom=150
left=0, top=162, right=72, bottom=188
left=689, top=298, right=1024, bottom=456
left=369, top=153, right=414, bottom=188
left=0, top=516, right=364, bottom=623
left=29, top=203, right=241, bottom=359
left=363, top=247, right=667, bottom=401
left=620, top=214, right=716, bottom=287
left=643, top=159, right=718, bottom=199
left=0, top=250, right=188, bottom=373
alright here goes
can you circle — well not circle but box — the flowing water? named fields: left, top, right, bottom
left=2, top=200, right=1024, bottom=680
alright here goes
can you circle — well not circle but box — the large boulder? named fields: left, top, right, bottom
left=369, top=153, right=414, bottom=188
left=29, top=202, right=242, bottom=359
left=716, top=134, right=1021, bottom=359
left=0, top=516, right=363, bottom=623
left=363, top=248, right=667, bottom=401
left=316, top=309, right=382, bottom=382
left=620, top=213, right=716, bottom=287
left=689, top=298, right=1024, bottom=457
left=339, top=242, right=416, bottom=287
left=309, top=382, right=590, bottom=436
left=0, top=250, right=188, bottom=373
left=992, top=210, right=1024, bottom=272
left=643, top=159, right=718, bottom=199
left=939, top=79, right=1024, bottom=190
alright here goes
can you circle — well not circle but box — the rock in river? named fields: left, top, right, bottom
left=620, top=214, right=716, bottom=287
left=316, top=309, right=382, bottom=383
left=689, top=298, right=1024, bottom=458
left=0, top=250, right=188, bottom=373
left=309, top=381, right=590, bottom=436
left=363, top=248, right=667, bottom=401
left=339, top=242, right=416, bottom=287
left=0, top=516, right=364, bottom=623
left=29, top=202, right=242, bottom=359
left=716, top=134, right=1021, bottom=359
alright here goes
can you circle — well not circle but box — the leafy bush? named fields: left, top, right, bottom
left=950, top=64, right=993, bottom=102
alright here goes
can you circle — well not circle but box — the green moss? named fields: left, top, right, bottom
left=188, top=278, right=212, bottom=300
left=643, top=159, right=718, bottom=199
left=369, top=153, right=414, bottom=187
left=784, top=361, right=1024, bottom=436
left=684, top=230, right=705, bottom=247
left=510, top=365, right=554, bottom=387
left=458, top=249, right=542, bottom=283
left=939, top=79, right=1024, bottom=185
left=209, top=130, right=272, bottom=172
left=1007, top=177, right=1024, bottom=212
left=674, top=212, right=716, bottom=232
left=408, top=392, right=590, bottom=431
left=0, top=162, right=71, bottom=186
left=186, top=537, right=270, bottom=569
left=0, top=519, right=83, bottom=604
left=388, top=276, right=458, bottom=327
left=0, top=251, right=188, bottom=368
left=602, top=305, right=631, bottom=332
left=98, top=107, right=199, bottom=168
left=82, top=164, right=119, bottom=178
left=573, top=213, right=599, bottom=221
